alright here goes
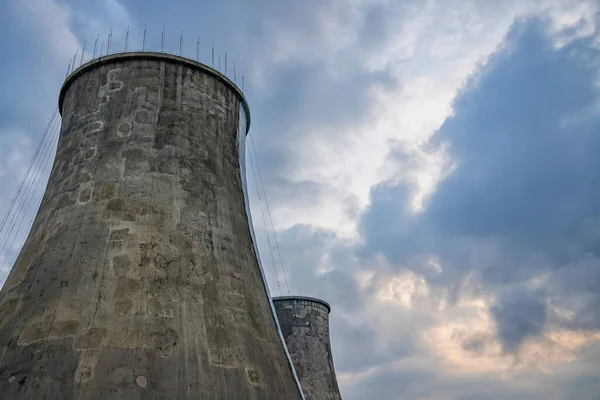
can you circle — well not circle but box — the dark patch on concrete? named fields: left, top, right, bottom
left=118, top=123, right=131, bottom=136
left=0, top=297, right=20, bottom=327
left=114, top=299, right=132, bottom=316
left=74, top=327, right=108, bottom=350
left=52, top=320, right=79, bottom=337
left=109, top=82, right=123, bottom=91
left=77, top=364, right=94, bottom=381
left=114, top=277, right=141, bottom=300
left=18, top=321, right=50, bottom=345
left=85, top=122, right=102, bottom=132
left=100, top=182, right=117, bottom=199
left=109, top=228, right=130, bottom=241
left=84, top=148, right=96, bottom=159
left=123, top=148, right=149, bottom=175
left=112, top=255, right=129, bottom=276
left=134, top=110, right=151, bottom=124
left=56, top=193, right=75, bottom=210
left=73, top=172, right=92, bottom=185
left=247, top=368, right=260, bottom=385
left=16, top=319, right=79, bottom=346
left=79, top=187, right=91, bottom=203
left=106, top=198, right=125, bottom=212
left=60, top=160, right=70, bottom=174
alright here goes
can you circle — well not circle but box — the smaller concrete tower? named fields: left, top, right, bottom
left=273, top=296, right=342, bottom=400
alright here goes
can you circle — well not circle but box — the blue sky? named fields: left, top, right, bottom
left=1, top=0, right=600, bottom=399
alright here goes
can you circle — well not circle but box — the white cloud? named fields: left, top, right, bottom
left=11, top=0, right=80, bottom=69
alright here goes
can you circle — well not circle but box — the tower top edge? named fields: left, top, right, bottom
left=58, top=51, right=251, bottom=134
left=272, top=296, right=332, bottom=313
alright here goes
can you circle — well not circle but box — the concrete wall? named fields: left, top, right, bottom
left=273, top=296, right=342, bottom=400
left=0, top=52, right=304, bottom=400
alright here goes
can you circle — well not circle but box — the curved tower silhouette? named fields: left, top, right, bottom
left=273, top=296, right=342, bottom=400
left=0, top=52, right=304, bottom=399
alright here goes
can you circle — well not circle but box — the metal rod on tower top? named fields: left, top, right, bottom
left=80, top=41, right=86, bottom=66
left=218, top=56, right=221, bottom=72
left=242, top=75, right=245, bottom=91
left=143, top=25, right=147, bottom=51
left=125, top=26, right=130, bottom=51
left=107, top=29, right=112, bottom=54
left=92, top=35, right=99, bottom=59
left=212, top=44, right=215, bottom=67
left=161, top=25, right=165, bottom=52
left=66, top=60, right=72, bottom=77
left=71, top=50, right=78, bottom=73
left=233, top=61, right=236, bottom=84
left=196, top=37, right=199, bottom=61
left=180, top=30, right=183, bottom=56
left=100, top=41, right=104, bottom=57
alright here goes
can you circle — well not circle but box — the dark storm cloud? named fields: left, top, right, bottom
left=358, top=182, right=427, bottom=263
left=491, top=286, right=548, bottom=352
left=426, top=22, right=600, bottom=254
left=330, top=316, right=413, bottom=375
left=358, top=18, right=600, bottom=351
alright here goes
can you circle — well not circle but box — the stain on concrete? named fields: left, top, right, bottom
left=114, top=299, right=132, bottom=316
left=18, top=321, right=50, bottom=345
left=118, top=123, right=131, bottom=136
left=100, top=182, right=117, bottom=199
left=106, top=198, right=125, bottom=212
left=111, top=255, right=129, bottom=276
left=0, top=297, right=20, bottom=327
left=109, top=228, right=130, bottom=241
left=84, top=147, right=96, bottom=159
left=78, top=187, right=92, bottom=203
left=74, top=327, right=108, bottom=350
left=246, top=368, right=260, bottom=386
left=114, top=277, right=141, bottom=300
left=78, top=365, right=94, bottom=381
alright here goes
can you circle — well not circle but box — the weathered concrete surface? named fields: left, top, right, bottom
left=273, top=297, right=342, bottom=400
left=0, top=52, right=303, bottom=399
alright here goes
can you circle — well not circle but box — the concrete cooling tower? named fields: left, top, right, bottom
left=0, top=52, right=305, bottom=399
left=273, top=296, right=342, bottom=400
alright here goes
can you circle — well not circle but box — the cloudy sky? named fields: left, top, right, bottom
left=1, top=0, right=600, bottom=398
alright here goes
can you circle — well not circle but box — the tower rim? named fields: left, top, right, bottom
left=272, top=296, right=332, bottom=314
left=58, top=51, right=251, bottom=134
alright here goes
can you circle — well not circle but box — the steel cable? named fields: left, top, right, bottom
left=0, top=109, right=58, bottom=258
left=0, top=112, right=59, bottom=274
left=0, top=116, right=61, bottom=275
